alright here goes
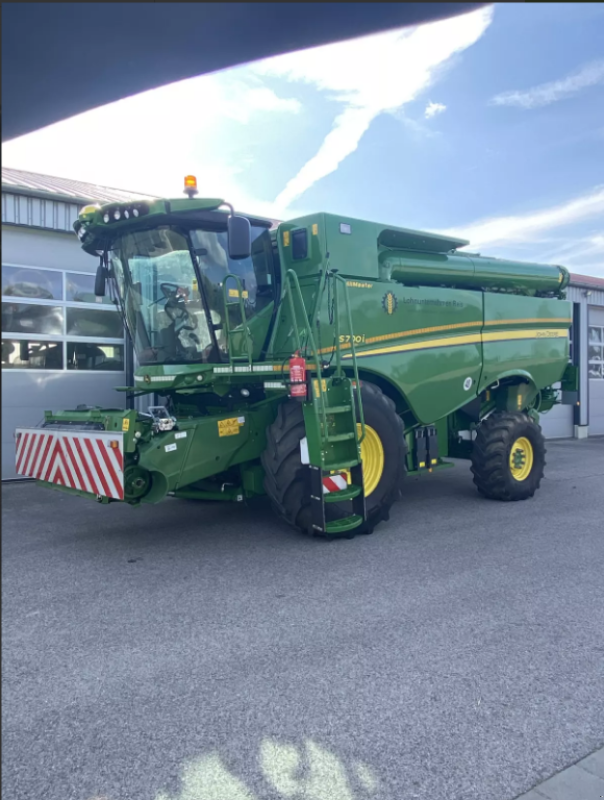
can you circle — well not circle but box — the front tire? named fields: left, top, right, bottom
left=471, top=410, right=546, bottom=501
left=261, top=382, right=407, bottom=537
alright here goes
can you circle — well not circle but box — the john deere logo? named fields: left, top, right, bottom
left=382, top=291, right=398, bottom=315
left=144, top=374, right=151, bottom=384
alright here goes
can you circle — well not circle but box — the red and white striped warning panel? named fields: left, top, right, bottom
left=322, top=473, right=348, bottom=494
left=15, top=428, right=124, bottom=500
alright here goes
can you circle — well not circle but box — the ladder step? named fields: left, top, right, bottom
left=326, top=405, right=352, bottom=414
left=323, top=484, right=362, bottom=503
left=323, top=459, right=361, bottom=471
left=326, top=432, right=356, bottom=443
left=324, top=515, right=364, bottom=535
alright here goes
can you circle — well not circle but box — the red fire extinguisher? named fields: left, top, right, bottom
left=289, top=351, right=307, bottom=400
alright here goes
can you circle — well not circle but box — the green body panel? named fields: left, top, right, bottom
left=38, top=403, right=277, bottom=504
left=270, top=212, right=570, bottom=425
left=332, top=282, right=483, bottom=424
left=479, top=293, right=571, bottom=393
left=135, top=403, right=275, bottom=500
left=21, top=198, right=575, bottom=510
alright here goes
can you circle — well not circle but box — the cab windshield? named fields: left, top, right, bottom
left=108, top=224, right=274, bottom=365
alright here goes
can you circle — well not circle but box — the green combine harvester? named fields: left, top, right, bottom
left=15, top=177, right=578, bottom=538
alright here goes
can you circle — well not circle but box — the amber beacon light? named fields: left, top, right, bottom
left=184, top=175, right=198, bottom=198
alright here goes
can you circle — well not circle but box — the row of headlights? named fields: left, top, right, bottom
left=102, top=206, right=144, bottom=223
left=74, top=202, right=150, bottom=242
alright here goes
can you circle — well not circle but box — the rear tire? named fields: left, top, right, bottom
left=471, top=410, right=546, bottom=501
left=261, top=382, right=406, bottom=537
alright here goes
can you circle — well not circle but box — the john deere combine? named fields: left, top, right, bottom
left=15, top=177, right=577, bottom=537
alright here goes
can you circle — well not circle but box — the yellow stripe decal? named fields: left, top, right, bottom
left=483, top=317, right=572, bottom=326
left=318, top=318, right=572, bottom=355
left=365, top=319, right=482, bottom=344
left=342, top=328, right=568, bottom=359
left=346, top=333, right=481, bottom=359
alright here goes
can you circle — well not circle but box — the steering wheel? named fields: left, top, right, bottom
left=164, top=297, right=198, bottom=332
left=160, top=282, right=180, bottom=298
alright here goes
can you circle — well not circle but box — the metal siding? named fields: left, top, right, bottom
left=567, top=285, right=604, bottom=307
left=2, top=372, right=127, bottom=480
left=2, top=225, right=96, bottom=271
left=540, top=402, right=574, bottom=439
left=589, top=381, right=604, bottom=435
left=590, top=306, right=604, bottom=326
left=589, top=305, right=604, bottom=435
left=2, top=225, right=130, bottom=480
left=44, top=199, right=53, bottom=228
left=18, top=195, right=27, bottom=224
left=2, top=192, right=94, bottom=233
left=2, top=168, right=156, bottom=206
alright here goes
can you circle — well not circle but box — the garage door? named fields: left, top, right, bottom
left=540, top=401, right=573, bottom=439
left=589, top=306, right=604, bottom=435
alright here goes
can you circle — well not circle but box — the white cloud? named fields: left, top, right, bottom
left=424, top=101, right=447, bottom=119
left=490, top=59, right=604, bottom=109
left=531, top=234, right=604, bottom=278
left=1, top=8, right=491, bottom=221
left=1, top=72, right=302, bottom=219
left=241, top=87, right=301, bottom=116
left=250, top=6, right=493, bottom=210
left=440, top=185, right=604, bottom=250
left=439, top=186, right=604, bottom=277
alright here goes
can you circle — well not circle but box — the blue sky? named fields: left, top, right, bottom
left=3, top=3, right=604, bottom=276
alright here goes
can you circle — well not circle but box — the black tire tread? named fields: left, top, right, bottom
left=470, top=410, right=546, bottom=501
left=261, top=382, right=406, bottom=537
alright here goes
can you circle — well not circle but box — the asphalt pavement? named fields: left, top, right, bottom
left=2, top=437, right=604, bottom=800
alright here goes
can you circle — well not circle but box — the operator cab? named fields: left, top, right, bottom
left=80, top=177, right=279, bottom=367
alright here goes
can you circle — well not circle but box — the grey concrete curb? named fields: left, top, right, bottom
left=514, top=745, right=604, bottom=799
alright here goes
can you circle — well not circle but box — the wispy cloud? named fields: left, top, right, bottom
left=441, top=185, right=604, bottom=250
left=1, top=72, right=302, bottom=219
left=490, top=59, right=604, bottom=109
left=425, top=101, right=447, bottom=119
left=439, top=186, right=604, bottom=277
left=251, top=6, right=493, bottom=211
left=531, top=234, right=604, bottom=278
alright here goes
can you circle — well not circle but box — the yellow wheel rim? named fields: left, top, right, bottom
left=357, top=423, right=385, bottom=497
left=509, top=436, right=534, bottom=481
left=338, top=425, right=385, bottom=497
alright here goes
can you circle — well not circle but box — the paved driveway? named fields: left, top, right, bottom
left=2, top=437, right=603, bottom=800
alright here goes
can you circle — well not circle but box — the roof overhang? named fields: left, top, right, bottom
left=2, top=3, right=489, bottom=142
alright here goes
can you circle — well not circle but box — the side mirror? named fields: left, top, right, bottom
left=95, top=264, right=107, bottom=297
left=227, top=215, right=251, bottom=260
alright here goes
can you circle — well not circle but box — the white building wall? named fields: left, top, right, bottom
left=589, top=305, right=604, bottom=435
left=2, top=224, right=127, bottom=480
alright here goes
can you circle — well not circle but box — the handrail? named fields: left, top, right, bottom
left=332, top=273, right=365, bottom=444
left=284, top=269, right=328, bottom=435
left=222, top=273, right=254, bottom=366
left=285, top=268, right=366, bottom=450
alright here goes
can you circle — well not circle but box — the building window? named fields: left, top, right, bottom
left=1, top=263, right=124, bottom=372
left=66, top=271, right=114, bottom=305
left=588, top=325, right=603, bottom=379
left=66, top=342, right=124, bottom=371
left=66, top=307, right=124, bottom=338
left=2, top=302, right=64, bottom=336
left=1, top=339, right=64, bottom=369
left=2, top=265, right=63, bottom=301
